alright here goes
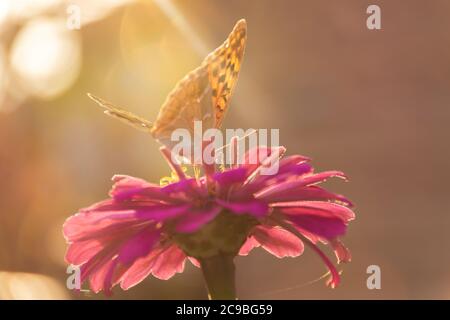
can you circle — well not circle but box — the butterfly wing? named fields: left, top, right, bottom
left=205, top=19, right=247, bottom=128
left=87, top=93, right=153, bottom=132
left=151, top=19, right=247, bottom=140
left=150, top=64, right=214, bottom=144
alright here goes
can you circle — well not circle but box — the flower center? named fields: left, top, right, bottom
left=172, top=211, right=257, bottom=259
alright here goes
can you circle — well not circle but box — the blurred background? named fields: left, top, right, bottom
left=0, top=0, right=449, bottom=299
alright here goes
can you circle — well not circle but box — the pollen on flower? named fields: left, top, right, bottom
left=159, top=166, right=189, bottom=186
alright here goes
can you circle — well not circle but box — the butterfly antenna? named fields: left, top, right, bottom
left=215, top=129, right=258, bottom=152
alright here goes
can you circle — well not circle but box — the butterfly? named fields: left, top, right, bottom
left=88, top=19, right=247, bottom=153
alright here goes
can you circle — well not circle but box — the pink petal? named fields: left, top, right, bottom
left=80, top=199, right=174, bottom=214
left=213, top=167, right=248, bottom=196
left=255, top=171, right=347, bottom=200
left=116, top=228, right=161, bottom=265
left=277, top=155, right=311, bottom=167
left=214, top=167, right=248, bottom=186
left=276, top=221, right=341, bottom=288
left=240, top=146, right=274, bottom=172
left=110, top=175, right=176, bottom=202
left=120, top=244, right=186, bottom=288
left=252, top=225, right=304, bottom=258
left=188, top=257, right=201, bottom=268
left=258, top=185, right=353, bottom=206
left=161, top=178, right=199, bottom=194
left=238, top=236, right=260, bottom=256
left=252, top=158, right=312, bottom=185
left=83, top=227, right=160, bottom=293
left=273, top=201, right=355, bottom=222
left=151, top=245, right=186, bottom=280
left=331, top=239, right=352, bottom=264
left=65, top=239, right=105, bottom=265
left=68, top=204, right=189, bottom=237
left=135, top=204, right=190, bottom=220
left=64, top=204, right=188, bottom=242
left=120, top=247, right=164, bottom=290
left=160, top=146, right=187, bottom=180
left=175, top=206, right=221, bottom=233
left=284, top=213, right=347, bottom=240
left=216, top=199, right=268, bottom=217
left=63, top=215, right=144, bottom=242
left=89, top=258, right=118, bottom=294
left=246, top=146, right=286, bottom=179
left=308, top=241, right=341, bottom=289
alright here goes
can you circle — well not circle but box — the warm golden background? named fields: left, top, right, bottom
left=0, top=0, right=449, bottom=299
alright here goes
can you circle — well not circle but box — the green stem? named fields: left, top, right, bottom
left=199, top=254, right=236, bottom=300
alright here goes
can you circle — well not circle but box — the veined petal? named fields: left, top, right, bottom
left=161, top=178, right=205, bottom=199
left=88, top=227, right=160, bottom=293
left=255, top=171, right=347, bottom=200
left=275, top=219, right=341, bottom=288
left=252, top=225, right=304, bottom=258
left=110, top=175, right=174, bottom=202
left=89, top=258, right=118, bottom=294
left=175, top=206, right=221, bottom=233
left=238, top=236, right=260, bottom=256
left=80, top=199, right=167, bottom=214
left=216, top=199, right=269, bottom=217
left=135, top=204, right=191, bottom=220
left=65, top=239, right=106, bottom=265
left=253, top=157, right=312, bottom=184
left=245, top=147, right=286, bottom=183
left=188, top=257, right=201, bottom=268
left=258, top=185, right=352, bottom=206
left=331, top=239, right=352, bottom=264
left=120, top=244, right=186, bottom=289
left=273, top=201, right=355, bottom=222
left=69, top=204, right=190, bottom=234
left=308, top=240, right=341, bottom=289
left=63, top=214, right=140, bottom=242
left=213, top=167, right=248, bottom=195
left=116, top=228, right=161, bottom=266
left=150, top=245, right=186, bottom=280
left=214, top=167, right=248, bottom=186
left=239, top=162, right=313, bottom=196
left=240, top=146, right=274, bottom=172
left=283, top=213, right=348, bottom=240
left=119, top=246, right=165, bottom=290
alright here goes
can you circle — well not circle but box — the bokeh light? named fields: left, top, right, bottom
left=0, top=46, right=7, bottom=111
left=0, top=272, right=69, bottom=300
left=10, top=18, right=82, bottom=99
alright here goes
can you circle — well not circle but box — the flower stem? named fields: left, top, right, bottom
left=199, top=254, right=236, bottom=300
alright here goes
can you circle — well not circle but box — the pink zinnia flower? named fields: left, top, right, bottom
left=63, top=144, right=355, bottom=298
